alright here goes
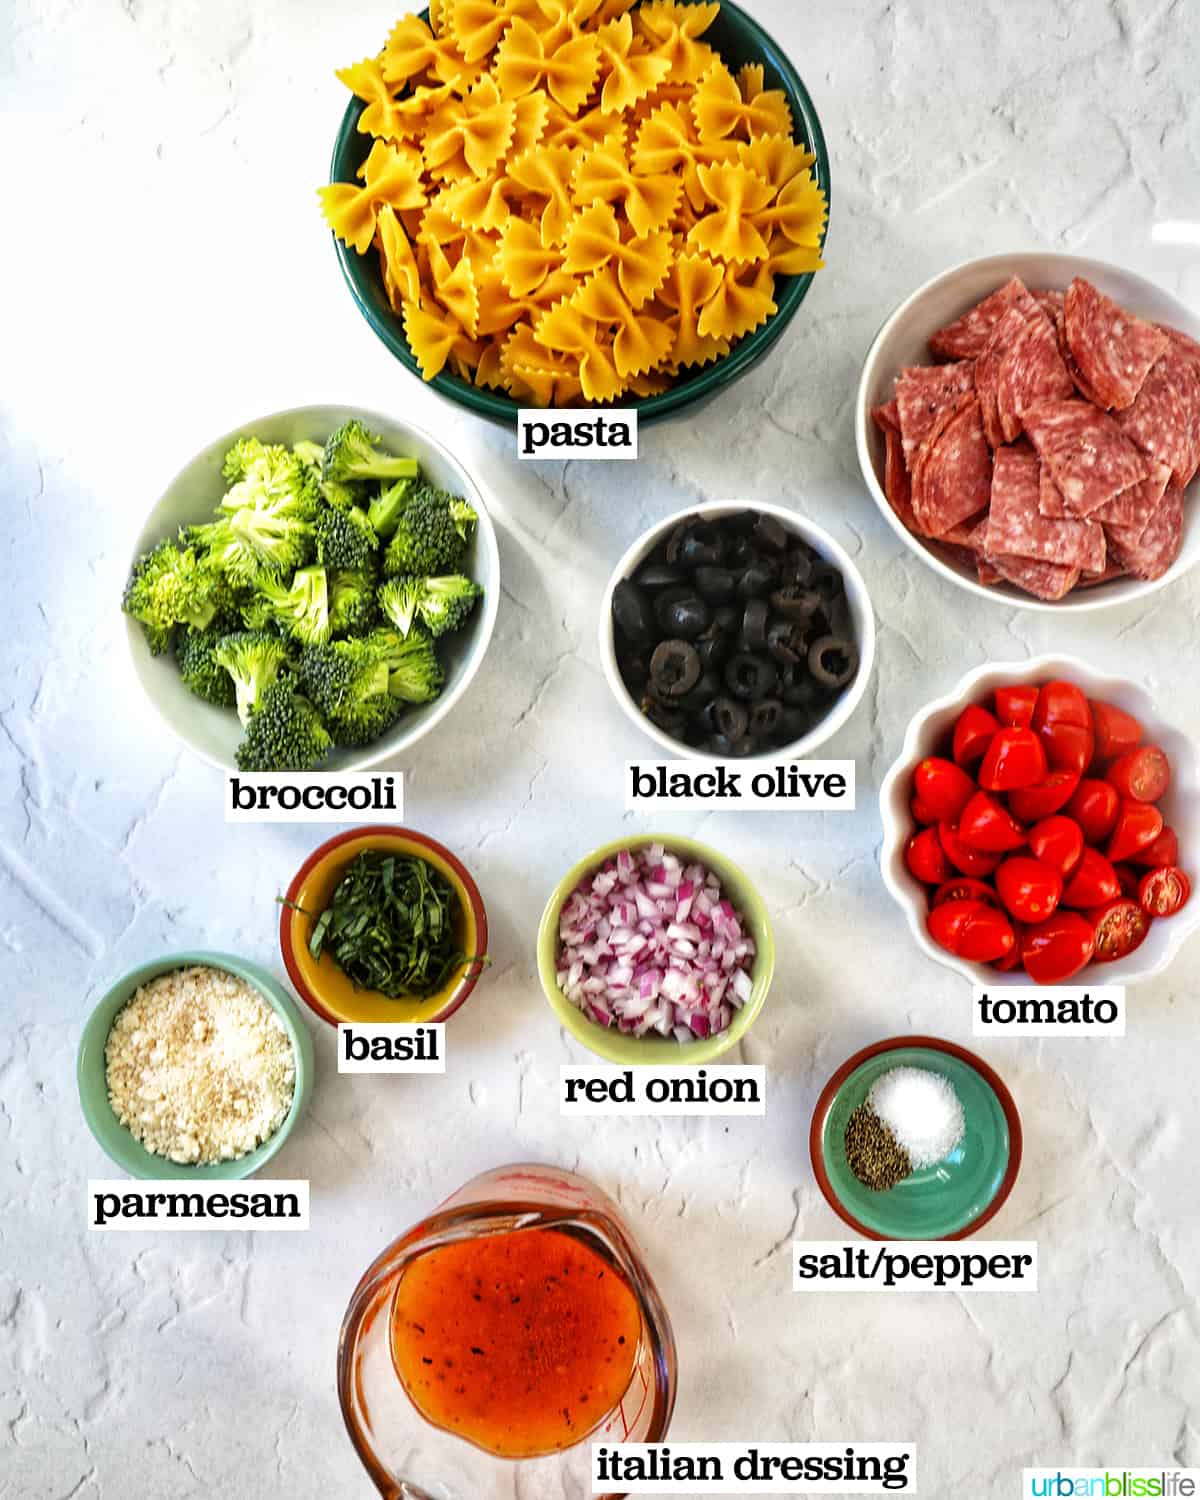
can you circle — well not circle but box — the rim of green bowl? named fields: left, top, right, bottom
left=327, top=0, right=831, bottom=427
left=77, top=951, right=315, bottom=1181
left=808, top=1035, right=1023, bottom=1241
left=537, top=834, right=775, bottom=1065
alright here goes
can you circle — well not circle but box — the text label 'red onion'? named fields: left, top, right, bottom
left=224, top=772, right=401, bottom=823
left=561, top=1066, right=765, bottom=1116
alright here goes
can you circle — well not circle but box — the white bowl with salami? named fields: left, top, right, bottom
left=856, top=253, right=1200, bottom=611
left=880, top=656, right=1200, bottom=989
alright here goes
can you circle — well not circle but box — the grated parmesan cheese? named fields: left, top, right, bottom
left=104, top=965, right=296, bottom=1165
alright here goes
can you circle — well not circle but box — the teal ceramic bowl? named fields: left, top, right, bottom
left=810, top=1037, right=1021, bottom=1241
left=327, top=1, right=831, bottom=428
left=77, top=951, right=314, bottom=1181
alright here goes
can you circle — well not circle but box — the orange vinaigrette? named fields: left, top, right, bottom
left=389, top=1226, right=643, bottom=1459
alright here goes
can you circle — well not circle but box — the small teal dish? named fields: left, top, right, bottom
left=326, top=0, right=831, bottom=428
left=810, top=1036, right=1022, bottom=1241
left=77, top=951, right=314, bottom=1181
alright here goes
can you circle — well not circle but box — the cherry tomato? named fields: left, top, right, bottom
left=1106, top=800, right=1164, bottom=863
left=1089, top=698, right=1142, bottom=761
left=1088, top=899, right=1150, bottom=962
left=933, top=877, right=1000, bottom=908
left=928, top=900, right=1015, bottom=962
left=958, top=790, right=1027, bottom=853
left=1028, top=815, right=1084, bottom=878
left=1065, top=778, right=1120, bottom=843
left=995, top=685, right=1038, bottom=728
left=913, top=757, right=976, bottom=822
left=1061, top=847, right=1121, bottom=909
left=911, top=794, right=939, bottom=826
left=1130, top=826, right=1179, bottom=869
left=1034, top=680, right=1091, bottom=731
left=978, top=728, right=1047, bottom=792
left=1021, top=911, right=1096, bottom=984
left=1040, top=721, right=1095, bottom=775
left=995, top=855, right=1063, bottom=923
left=905, top=827, right=950, bottom=885
left=938, top=821, right=1003, bottom=877
left=993, top=942, right=1023, bottom=972
left=1007, top=770, right=1081, bottom=823
left=1106, top=745, right=1170, bottom=803
left=1115, top=863, right=1141, bottom=899
left=1138, top=866, right=1192, bottom=918
left=953, top=704, right=1000, bottom=767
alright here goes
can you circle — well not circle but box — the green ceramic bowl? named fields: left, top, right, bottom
left=537, top=835, right=775, bottom=1065
left=77, top=951, right=315, bottom=1181
left=810, top=1037, right=1022, bottom=1241
left=327, top=1, right=831, bottom=429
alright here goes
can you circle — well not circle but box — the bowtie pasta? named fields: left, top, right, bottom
left=320, top=0, right=827, bottom=406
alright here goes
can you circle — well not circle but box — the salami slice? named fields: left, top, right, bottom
left=1076, top=562, right=1130, bottom=589
left=996, top=312, right=1074, bottom=443
left=895, top=361, right=976, bottom=463
left=984, top=446, right=1106, bottom=572
left=975, top=307, right=1031, bottom=449
left=1055, top=304, right=1105, bottom=405
left=872, top=400, right=900, bottom=434
left=988, top=553, right=1082, bottom=601
left=911, top=394, right=993, bottom=538
left=880, top=421, right=920, bottom=534
left=1114, top=329, right=1200, bottom=487
left=1092, top=460, right=1172, bottom=545
left=1036, top=290, right=1065, bottom=322
left=1064, top=278, right=1170, bottom=412
left=1105, top=481, right=1185, bottom=581
left=1021, top=398, right=1149, bottom=516
left=1038, top=466, right=1068, bottom=519
left=928, top=277, right=1043, bottom=361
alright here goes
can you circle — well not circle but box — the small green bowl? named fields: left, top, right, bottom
left=327, top=0, right=831, bottom=428
left=537, top=835, right=775, bottom=1065
left=810, top=1037, right=1022, bottom=1241
left=77, top=951, right=315, bottom=1181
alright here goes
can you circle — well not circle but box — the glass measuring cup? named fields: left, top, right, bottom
left=338, top=1163, right=678, bottom=1500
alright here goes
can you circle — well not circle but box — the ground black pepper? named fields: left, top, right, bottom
left=844, top=1104, right=912, bottom=1191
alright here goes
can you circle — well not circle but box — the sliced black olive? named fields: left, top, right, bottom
left=766, top=619, right=804, bottom=666
left=808, top=634, right=859, bottom=689
left=725, top=536, right=755, bottom=570
left=778, top=704, right=815, bottom=741
left=659, top=594, right=710, bottom=638
left=710, top=696, right=749, bottom=739
left=736, top=559, right=777, bottom=600
left=770, top=585, right=821, bottom=621
left=637, top=562, right=684, bottom=590
left=664, top=520, right=693, bottom=566
left=724, top=653, right=778, bottom=702
left=742, top=599, right=769, bottom=650
left=810, top=562, right=845, bottom=605
left=693, top=566, right=735, bottom=604
left=780, top=666, right=820, bottom=707
left=649, top=639, right=702, bottom=698
left=643, top=698, right=687, bottom=735
left=712, top=604, right=739, bottom=633
left=678, top=528, right=723, bottom=568
left=724, top=510, right=759, bottom=536
left=753, top=514, right=789, bottom=553
left=621, top=652, right=650, bottom=693
left=612, top=580, right=655, bottom=644
left=748, top=698, right=784, bottom=740
left=678, top=670, right=720, bottom=715
left=652, top=584, right=693, bottom=629
left=780, top=548, right=815, bottom=586
left=696, top=631, right=732, bottom=670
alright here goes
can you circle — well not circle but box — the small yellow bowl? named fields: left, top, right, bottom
left=280, top=826, right=488, bottom=1027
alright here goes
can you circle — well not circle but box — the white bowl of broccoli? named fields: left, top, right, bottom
left=123, top=405, right=500, bottom=772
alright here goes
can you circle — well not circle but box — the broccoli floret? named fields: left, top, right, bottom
left=255, top=566, right=330, bottom=646
left=214, top=630, right=292, bottom=726
left=314, top=501, right=378, bottom=572
left=175, top=618, right=238, bottom=707
left=322, top=420, right=421, bottom=486
left=123, top=540, right=230, bottom=654
left=188, top=504, right=315, bottom=585
left=298, top=637, right=400, bottom=747
left=329, top=568, right=378, bottom=637
left=382, top=484, right=478, bottom=577
left=235, top=676, right=332, bottom=772
left=379, top=574, right=482, bottom=639
left=219, top=438, right=320, bottom=519
left=367, top=476, right=413, bottom=539
left=366, top=626, right=444, bottom=705
left=291, top=439, right=325, bottom=471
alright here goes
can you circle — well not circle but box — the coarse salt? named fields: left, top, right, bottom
left=867, top=1066, right=965, bottom=1169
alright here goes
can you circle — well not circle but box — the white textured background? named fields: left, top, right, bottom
left=3, top=1, right=1199, bottom=1496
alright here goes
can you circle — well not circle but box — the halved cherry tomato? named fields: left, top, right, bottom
left=958, top=791, right=1027, bottom=853
left=1088, top=899, right=1150, bottom=962
left=938, top=821, right=1003, bottom=877
left=928, top=900, right=1015, bottom=962
left=1138, top=866, right=1192, bottom=918
left=1034, top=680, right=1091, bottom=732
left=1115, top=863, right=1141, bottom=899
left=911, top=794, right=939, bottom=826
left=1089, top=699, right=1142, bottom=761
left=1065, top=778, right=1120, bottom=843
left=953, top=704, right=999, bottom=767
left=913, top=757, right=976, bottom=822
left=1028, top=815, right=1084, bottom=879
left=995, top=855, right=1062, bottom=923
left=1008, top=770, right=1081, bottom=823
left=1130, top=826, right=1179, bottom=869
left=1040, top=721, right=1094, bottom=775
left=1021, top=911, right=1096, bottom=983
left=1107, top=800, right=1164, bottom=863
left=933, top=877, right=1000, bottom=908
left=1061, top=847, right=1121, bottom=909
left=995, top=685, right=1038, bottom=728
left=993, top=943, right=1023, bottom=972
left=905, top=827, right=950, bottom=885
left=1106, top=745, right=1170, bottom=803
left=978, top=728, right=1047, bottom=792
